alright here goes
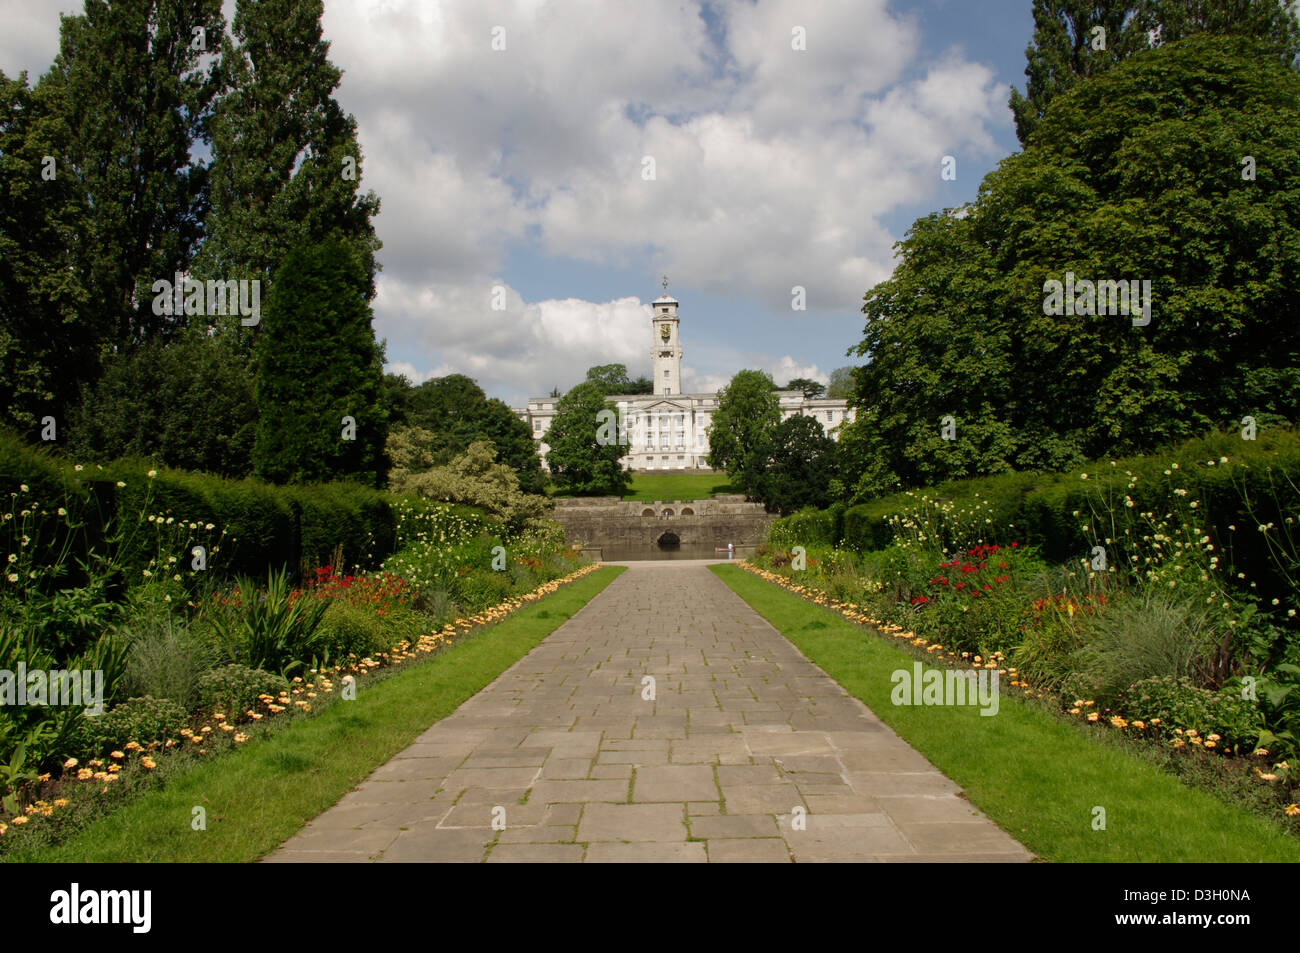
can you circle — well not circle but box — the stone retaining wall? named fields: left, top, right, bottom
left=548, top=496, right=776, bottom=550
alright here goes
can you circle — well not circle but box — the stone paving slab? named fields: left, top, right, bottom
left=266, top=564, right=1032, bottom=863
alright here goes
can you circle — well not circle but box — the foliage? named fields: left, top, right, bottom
left=203, top=570, right=330, bottom=676
left=585, top=363, right=652, bottom=395
left=1117, top=674, right=1263, bottom=750
left=0, top=68, right=90, bottom=433
left=252, top=237, right=388, bottom=487
left=843, top=34, right=1300, bottom=499
left=76, top=696, right=189, bottom=757
left=39, top=0, right=223, bottom=351
left=544, top=382, right=632, bottom=496
left=825, top=367, right=856, bottom=400
left=383, top=375, right=546, bottom=495
left=194, top=664, right=289, bottom=720
left=751, top=414, right=838, bottom=515
left=121, top=615, right=216, bottom=710
left=784, top=377, right=826, bottom=399
left=392, top=440, right=546, bottom=532
left=195, top=0, right=381, bottom=301
left=314, top=599, right=399, bottom=659
left=1008, top=0, right=1300, bottom=145
left=67, top=328, right=257, bottom=478
left=1065, top=591, right=1220, bottom=704
left=706, top=370, right=781, bottom=497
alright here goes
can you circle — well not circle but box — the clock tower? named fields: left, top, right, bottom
left=651, top=276, right=682, bottom=395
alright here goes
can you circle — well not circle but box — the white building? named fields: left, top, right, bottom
left=514, top=289, right=854, bottom=470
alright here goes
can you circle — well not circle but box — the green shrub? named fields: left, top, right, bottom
left=0, top=429, right=420, bottom=590
left=315, top=599, right=395, bottom=658
left=121, top=616, right=215, bottom=709
left=203, top=570, right=330, bottom=676
left=770, top=507, right=837, bottom=548
left=1117, top=675, right=1263, bottom=751
left=195, top=664, right=288, bottom=719
left=1064, top=593, right=1218, bottom=705
left=839, top=428, right=1300, bottom=609
left=77, top=696, right=189, bottom=755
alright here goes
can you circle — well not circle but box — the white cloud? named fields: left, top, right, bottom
left=7, top=0, right=1011, bottom=406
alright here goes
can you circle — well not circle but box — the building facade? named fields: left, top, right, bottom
left=514, top=291, right=854, bottom=470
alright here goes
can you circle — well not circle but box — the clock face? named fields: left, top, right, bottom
left=659, top=324, right=671, bottom=342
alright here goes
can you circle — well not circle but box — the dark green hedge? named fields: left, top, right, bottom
left=0, top=430, right=444, bottom=585
left=804, top=428, right=1300, bottom=605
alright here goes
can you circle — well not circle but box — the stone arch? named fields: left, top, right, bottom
left=641, top=508, right=655, bottom=517
left=661, top=508, right=674, bottom=518
left=680, top=506, right=695, bottom=516
left=657, top=531, right=680, bottom=549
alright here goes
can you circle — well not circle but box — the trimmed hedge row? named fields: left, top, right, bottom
left=0, top=430, right=484, bottom=585
left=776, top=428, right=1300, bottom=604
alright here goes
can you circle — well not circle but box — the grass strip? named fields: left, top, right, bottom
left=617, top=472, right=736, bottom=502
left=10, top=565, right=625, bottom=863
left=711, top=563, right=1300, bottom=863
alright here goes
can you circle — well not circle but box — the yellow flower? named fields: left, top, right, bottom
left=140, top=757, right=156, bottom=770
left=1086, top=712, right=1099, bottom=722
left=11, top=816, right=27, bottom=825
left=109, top=750, right=125, bottom=760
left=1285, top=804, right=1300, bottom=817
left=63, top=757, right=78, bottom=769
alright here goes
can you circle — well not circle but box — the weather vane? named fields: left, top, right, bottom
left=662, top=274, right=669, bottom=294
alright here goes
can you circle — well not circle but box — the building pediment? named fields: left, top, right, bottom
left=627, top=398, right=693, bottom=412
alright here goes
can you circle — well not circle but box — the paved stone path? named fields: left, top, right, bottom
left=267, top=563, right=1032, bottom=862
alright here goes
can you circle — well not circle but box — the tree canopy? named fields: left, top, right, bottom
left=544, top=381, right=631, bottom=496
left=751, top=415, right=838, bottom=515
left=1009, top=0, right=1300, bottom=144
left=841, top=32, right=1300, bottom=500
left=706, top=370, right=780, bottom=497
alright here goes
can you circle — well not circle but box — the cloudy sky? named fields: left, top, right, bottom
left=2, top=0, right=1036, bottom=406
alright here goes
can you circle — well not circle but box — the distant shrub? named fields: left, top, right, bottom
left=1117, top=675, right=1263, bottom=751
left=315, top=599, right=394, bottom=659
left=195, top=665, right=288, bottom=720
left=78, top=696, right=189, bottom=755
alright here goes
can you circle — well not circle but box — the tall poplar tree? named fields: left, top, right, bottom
left=42, top=0, right=223, bottom=348
left=197, top=0, right=380, bottom=301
